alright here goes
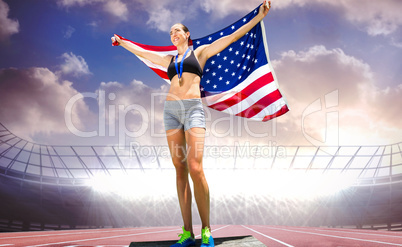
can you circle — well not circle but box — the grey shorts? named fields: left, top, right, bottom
left=163, top=98, right=206, bottom=131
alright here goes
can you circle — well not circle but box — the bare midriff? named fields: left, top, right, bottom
left=166, top=72, right=202, bottom=101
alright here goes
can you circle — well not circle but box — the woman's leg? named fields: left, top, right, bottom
left=166, top=128, right=194, bottom=237
left=185, top=127, right=210, bottom=230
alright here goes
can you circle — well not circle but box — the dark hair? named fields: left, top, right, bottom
left=179, top=23, right=189, bottom=33
left=174, top=23, right=191, bottom=40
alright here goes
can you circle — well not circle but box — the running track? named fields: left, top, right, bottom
left=0, top=225, right=402, bottom=246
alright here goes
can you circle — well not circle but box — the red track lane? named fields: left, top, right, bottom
left=248, top=225, right=402, bottom=247
left=0, top=225, right=401, bottom=247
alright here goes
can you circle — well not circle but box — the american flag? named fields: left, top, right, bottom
left=113, top=5, right=289, bottom=121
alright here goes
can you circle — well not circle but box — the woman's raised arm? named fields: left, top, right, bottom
left=112, top=34, right=172, bottom=68
left=196, top=1, right=271, bottom=65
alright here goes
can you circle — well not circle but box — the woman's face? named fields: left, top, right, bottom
left=170, top=24, right=189, bottom=46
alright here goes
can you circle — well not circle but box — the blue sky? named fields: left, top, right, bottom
left=0, top=0, right=401, bottom=147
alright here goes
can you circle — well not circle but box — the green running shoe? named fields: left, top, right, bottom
left=201, top=227, right=214, bottom=247
left=170, top=226, right=196, bottom=247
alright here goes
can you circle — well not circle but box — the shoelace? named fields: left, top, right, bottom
left=177, top=233, right=190, bottom=244
left=202, top=229, right=210, bottom=244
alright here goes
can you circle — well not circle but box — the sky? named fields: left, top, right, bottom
left=0, top=0, right=401, bottom=149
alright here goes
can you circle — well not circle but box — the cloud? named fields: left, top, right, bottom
left=0, top=66, right=167, bottom=146
left=146, top=7, right=184, bottom=32
left=57, top=0, right=128, bottom=21
left=280, top=0, right=402, bottom=37
left=58, top=0, right=91, bottom=6
left=274, top=45, right=373, bottom=105
left=63, top=25, right=75, bottom=39
left=0, top=0, right=19, bottom=41
left=196, top=0, right=402, bottom=37
left=199, top=0, right=260, bottom=18
left=103, top=0, right=128, bottom=21
left=0, top=67, right=93, bottom=142
left=88, top=21, right=98, bottom=28
left=273, top=45, right=402, bottom=145
left=340, top=0, right=402, bottom=36
left=60, top=52, right=91, bottom=77
left=131, top=0, right=195, bottom=32
left=370, top=84, right=402, bottom=128
left=54, top=0, right=402, bottom=37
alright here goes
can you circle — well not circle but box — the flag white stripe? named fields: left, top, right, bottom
left=249, top=98, right=288, bottom=121
left=221, top=81, right=279, bottom=115
left=137, top=56, right=167, bottom=71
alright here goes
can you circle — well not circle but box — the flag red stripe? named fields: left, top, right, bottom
left=208, top=72, right=274, bottom=111
left=235, top=89, right=283, bottom=119
left=262, top=104, right=289, bottom=122
left=150, top=68, right=169, bottom=80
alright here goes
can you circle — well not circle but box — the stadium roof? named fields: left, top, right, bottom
left=1, top=122, right=401, bottom=187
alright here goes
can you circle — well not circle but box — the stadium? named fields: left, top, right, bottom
left=1, top=121, right=401, bottom=236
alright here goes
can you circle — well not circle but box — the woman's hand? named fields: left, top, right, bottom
left=111, top=34, right=121, bottom=46
left=259, top=0, right=271, bottom=18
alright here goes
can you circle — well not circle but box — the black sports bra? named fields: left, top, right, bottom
left=167, top=50, right=203, bottom=81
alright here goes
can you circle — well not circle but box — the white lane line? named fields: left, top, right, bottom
left=277, top=225, right=402, bottom=238
left=261, top=226, right=402, bottom=246
left=314, top=228, right=402, bottom=238
left=27, top=228, right=180, bottom=247
left=241, top=225, right=294, bottom=247
left=0, top=227, right=165, bottom=240
left=195, top=225, right=229, bottom=238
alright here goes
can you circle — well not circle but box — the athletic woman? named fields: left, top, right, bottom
left=112, top=2, right=271, bottom=246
